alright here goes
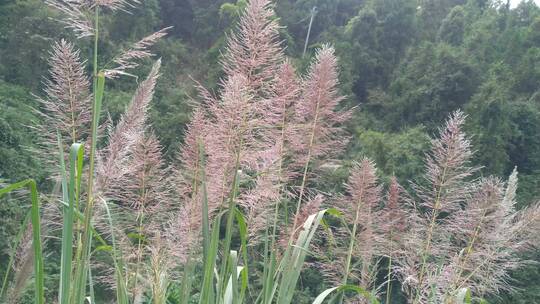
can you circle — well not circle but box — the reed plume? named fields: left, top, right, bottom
left=93, top=60, right=173, bottom=301
left=147, top=234, right=170, bottom=304
left=203, top=74, right=257, bottom=214
left=376, top=177, right=415, bottom=304
left=437, top=171, right=540, bottom=301
left=167, top=107, right=208, bottom=262
left=396, top=110, right=477, bottom=302
left=317, top=159, right=382, bottom=301
left=104, top=28, right=171, bottom=79
left=391, top=111, right=540, bottom=303
left=96, top=59, right=161, bottom=196
left=377, top=177, right=411, bottom=254
left=221, top=0, right=284, bottom=94
left=45, top=0, right=94, bottom=38
left=34, top=40, right=91, bottom=174
left=291, top=45, right=351, bottom=232
left=5, top=226, right=33, bottom=304
left=46, top=0, right=139, bottom=38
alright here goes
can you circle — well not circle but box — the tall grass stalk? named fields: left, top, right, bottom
left=58, top=135, right=84, bottom=304
left=73, top=6, right=104, bottom=301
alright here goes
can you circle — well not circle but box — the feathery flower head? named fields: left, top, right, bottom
left=294, top=45, right=351, bottom=170
left=96, top=59, right=161, bottom=195
left=222, top=0, right=284, bottom=93
left=34, top=39, right=91, bottom=175
left=104, top=28, right=171, bottom=79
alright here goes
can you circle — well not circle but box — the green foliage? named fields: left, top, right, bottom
left=385, top=42, right=478, bottom=130
left=438, top=5, right=466, bottom=45
left=349, top=127, right=430, bottom=184
left=0, top=81, right=43, bottom=182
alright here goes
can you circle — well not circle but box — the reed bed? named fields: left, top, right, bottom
left=1, top=1, right=539, bottom=304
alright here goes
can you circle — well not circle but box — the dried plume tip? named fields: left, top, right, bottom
left=222, top=0, right=284, bottom=93
left=46, top=0, right=94, bottom=38
left=104, top=27, right=171, bottom=79
left=416, top=109, right=477, bottom=213
left=294, top=45, right=351, bottom=171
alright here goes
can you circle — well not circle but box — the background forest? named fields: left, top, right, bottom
left=1, top=0, right=540, bottom=303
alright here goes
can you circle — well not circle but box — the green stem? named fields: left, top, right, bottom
left=73, top=6, right=103, bottom=303
left=386, top=256, right=392, bottom=304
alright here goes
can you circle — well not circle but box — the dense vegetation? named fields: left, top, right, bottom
left=1, top=0, right=540, bottom=303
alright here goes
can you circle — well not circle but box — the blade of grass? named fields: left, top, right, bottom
left=178, top=256, right=196, bottom=304
left=0, top=179, right=44, bottom=304
left=217, top=164, right=241, bottom=302
left=275, top=208, right=339, bottom=304
left=58, top=136, right=84, bottom=304
left=312, top=285, right=380, bottom=304
left=88, top=265, right=95, bottom=304
left=199, top=214, right=222, bottom=304
left=234, top=208, right=248, bottom=303
left=198, top=139, right=218, bottom=304
left=0, top=209, right=31, bottom=301
left=73, top=3, right=104, bottom=298
left=223, top=250, right=239, bottom=304
left=455, top=288, right=472, bottom=304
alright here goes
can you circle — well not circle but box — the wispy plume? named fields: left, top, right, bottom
left=377, top=177, right=411, bottom=250
left=438, top=177, right=509, bottom=299
left=104, top=28, right=171, bottom=79
left=436, top=173, right=540, bottom=300
left=166, top=107, right=208, bottom=262
left=239, top=62, right=305, bottom=239
left=94, top=0, right=139, bottom=11
left=96, top=59, right=161, bottom=194
left=112, top=132, right=170, bottom=220
left=147, top=234, right=170, bottom=304
left=397, top=111, right=478, bottom=301
left=170, top=0, right=296, bottom=245
left=346, top=159, right=382, bottom=291
left=291, top=45, right=351, bottom=233
left=5, top=226, right=34, bottom=304
left=317, top=159, right=382, bottom=293
left=93, top=60, right=172, bottom=300
left=34, top=39, right=91, bottom=173
left=222, top=0, right=284, bottom=93
left=263, top=61, right=302, bottom=179
left=414, top=110, right=477, bottom=214
left=202, top=74, right=261, bottom=216
left=46, top=0, right=140, bottom=38
left=295, top=45, right=350, bottom=167
left=45, top=0, right=94, bottom=38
